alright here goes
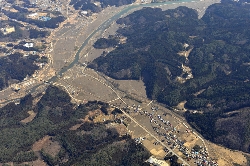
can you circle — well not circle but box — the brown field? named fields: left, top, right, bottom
left=26, top=160, right=47, bottom=166
left=69, top=123, right=84, bottom=131
left=176, top=101, right=187, bottom=111
left=32, top=135, right=51, bottom=152
left=32, top=135, right=61, bottom=157
left=143, top=135, right=166, bottom=159
left=183, top=133, right=200, bottom=150
left=43, top=141, right=61, bottom=158
left=206, top=141, right=248, bottom=166
left=20, top=110, right=37, bottom=124
left=116, top=79, right=147, bottom=98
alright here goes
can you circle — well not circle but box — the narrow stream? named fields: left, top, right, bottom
left=2, top=0, right=199, bottom=104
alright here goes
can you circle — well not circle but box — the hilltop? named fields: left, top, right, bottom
left=89, top=0, right=250, bottom=152
left=0, top=85, right=151, bottom=165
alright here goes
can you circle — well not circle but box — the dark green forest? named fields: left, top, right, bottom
left=70, top=0, right=136, bottom=13
left=0, top=86, right=151, bottom=165
left=0, top=20, right=50, bottom=42
left=2, top=10, right=66, bottom=29
left=90, top=0, right=250, bottom=152
left=94, top=35, right=119, bottom=49
left=0, top=52, right=48, bottom=90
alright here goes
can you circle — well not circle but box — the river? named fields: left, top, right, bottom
left=1, top=0, right=200, bottom=104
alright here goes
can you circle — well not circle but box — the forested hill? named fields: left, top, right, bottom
left=0, top=86, right=150, bottom=165
left=70, top=0, right=136, bottom=13
left=0, top=53, right=48, bottom=90
left=89, top=0, right=250, bottom=152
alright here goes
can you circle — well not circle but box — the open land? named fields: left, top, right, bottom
left=0, top=0, right=248, bottom=165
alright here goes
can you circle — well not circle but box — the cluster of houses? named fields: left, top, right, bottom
left=129, top=104, right=219, bottom=166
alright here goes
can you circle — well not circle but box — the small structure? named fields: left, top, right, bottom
left=183, top=43, right=189, bottom=49
left=39, top=16, right=51, bottom=21
left=146, top=156, right=169, bottom=166
left=1, top=26, right=15, bottom=35
left=23, top=43, right=34, bottom=48
left=30, top=0, right=37, bottom=4
left=14, top=99, right=20, bottom=105
left=81, top=11, right=88, bottom=15
left=11, top=84, right=21, bottom=92
left=28, top=13, right=38, bottom=18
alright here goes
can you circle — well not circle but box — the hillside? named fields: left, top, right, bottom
left=70, top=0, right=136, bottom=13
left=0, top=52, right=48, bottom=90
left=0, top=86, right=150, bottom=165
left=89, top=0, right=250, bottom=152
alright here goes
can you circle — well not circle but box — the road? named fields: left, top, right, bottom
left=0, top=0, right=210, bottom=164
left=0, top=0, right=202, bottom=105
left=119, top=107, right=190, bottom=166
left=55, top=66, right=191, bottom=165
left=79, top=69, right=190, bottom=165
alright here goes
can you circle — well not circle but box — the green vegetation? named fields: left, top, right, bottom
left=0, top=53, right=39, bottom=90
left=70, top=0, right=101, bottom=12
left=2, top=10, right=65, bottom=29
left=89, top=1, right=250, bottom=152
left=193, top=145, right=201, bottom=152
left=0, top=21, right=26, bottom=41
left=0, top=46, right=8, bottom=53
left=100, top=0, right=136, bottom=8
left=94, top=36, right=119, bottom=49
left=164, top=154, right=181, bottom=166
left=13, top=151, right=38, bottom=163
left=37, top=56, right=49, bottom=63
left=70, top=0, right=136, bottom=13
left=0, top=52, right=49, bottom=90
left=0, top=20, right=50, bottom=41
left=29, top=28, right=50, bottom=39
left=0, top=86, right=150, bottom=165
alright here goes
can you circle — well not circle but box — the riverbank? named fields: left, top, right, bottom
left=0, top=0, right=221, bottom=107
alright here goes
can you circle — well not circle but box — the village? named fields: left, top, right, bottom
left=0, top=0, right=248, bottom=166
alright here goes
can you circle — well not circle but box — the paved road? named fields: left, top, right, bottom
left=0, top=1, right=208, bottom=164
left=118, top=106, right=190, bottom=166
left=81, top=70, right=190, bottom=166
left=0, top=0, right=201, bottom=104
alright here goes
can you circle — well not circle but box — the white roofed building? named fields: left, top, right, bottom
left=23, top=43, right=34, bottom=48
left=28, top=13, right=38, bottom=18
left=146, top=156, right=170, bottom=166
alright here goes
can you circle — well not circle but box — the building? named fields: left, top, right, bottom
left=11, top=84, right=21, bottom=92
left=23, top=43, right=34, bottom=48
left=81, top=11, right=88, bottom=15
left=146, top=156, right=170, bottom=166
left=39, top=16, right=51, bottom=21
left=28, top=13, right=38, bottom=18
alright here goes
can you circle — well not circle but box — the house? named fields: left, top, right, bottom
left=81, top=11, right=88, bottom=15
left=23, top=43, right=34, bottom=48
left=28, top=13, right=38, bottom=18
